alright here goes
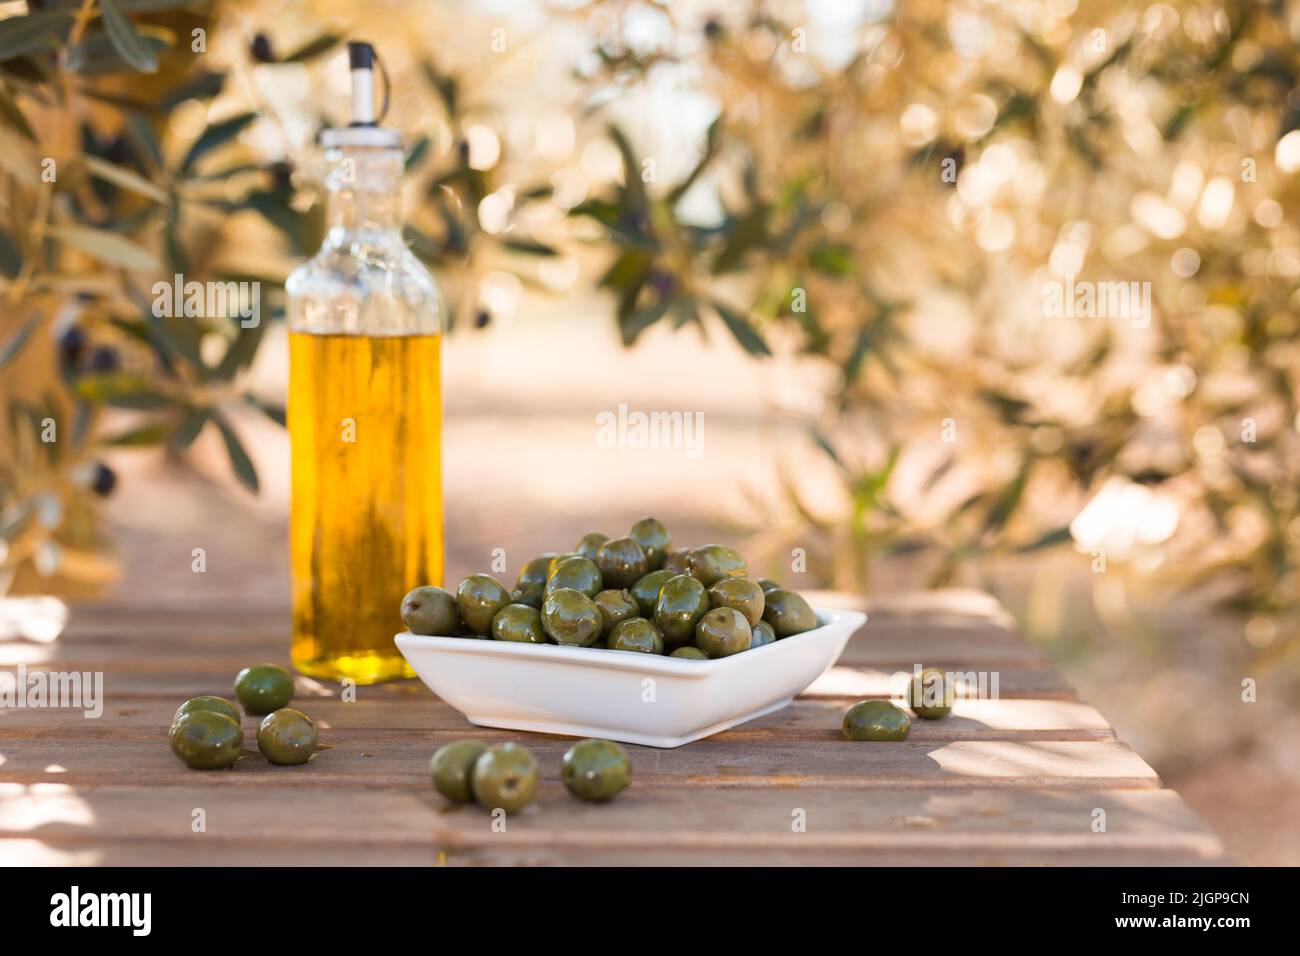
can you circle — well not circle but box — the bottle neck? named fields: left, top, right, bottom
left=323, top=146, right=404, bottom=241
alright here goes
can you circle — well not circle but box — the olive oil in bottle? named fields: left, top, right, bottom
left=285, top=43, right=443, bottom=683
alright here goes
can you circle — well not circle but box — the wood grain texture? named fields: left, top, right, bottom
left=0, top=787, right=1219, bottom=860
left=0, top=590, right=1225, bottom=865
left=0, top=697, right=1116, bottom=741
left=0, top=738, right=1162, bottom=790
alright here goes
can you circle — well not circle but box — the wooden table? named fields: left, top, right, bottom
left=0, top=589, right=1225, bottom=865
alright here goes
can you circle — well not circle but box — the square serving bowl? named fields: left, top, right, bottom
left=395, top=607, right=865, bottom=748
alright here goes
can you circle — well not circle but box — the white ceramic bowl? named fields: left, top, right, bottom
left=395, top=608, right=865, bottom=748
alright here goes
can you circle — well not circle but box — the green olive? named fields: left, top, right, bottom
left=757, top=578, right=782, bottom=594
left=169, top=711, right=243, bottom=770
left=629, top=569, right=677, bottom=616
left=685, top=544, right=748, bottom=586
left=401, top=585, right=460, bottom=635
left=574, top=532, right=609, bottom=561
left=595, top=536, right=649, bottom=589
left=256, top=708, right=317, bottom=765
left=234, top=663, right=294, bottom=715
left=472, top=742, right=538, bottom=814
left=172, top=695, right=240, bottom=727
left=607, top=617, right=664, bottom=654
left=456, top=574, right=511, bottom=635
left=842, top=700, right=911, bottom=741
left=546, top=555, right=603, bottom=597
left=653, top=573, right=710, bottom=645
left=562, top=738, right=631, bottom=802
left=908, top=667, right=955, bottom=719
left=516, top=553, right=562, bottom=589
left=707, top=577, right=765, bottom=627
left=628, top=517, right=671, bottom=571
left=663, top=549, right=690, bottom=573
left=430, top=739, right=489, bottom=801
left=749, top=620, right=777, bottom=649
left=510, top=580, right=544, bottom=609
left=694, top=606, right=752, bottom=658
left=761, top=589, right=817, bottom=637
left=541, top=588, right=604, bottom=646
left=670, top=646, right=708, bottom=659
left=491, top=603, right=548, bottom=643
left=593, top=589, right=639, bottom=636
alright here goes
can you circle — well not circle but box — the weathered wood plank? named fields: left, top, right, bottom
left=0, top=660, right=1076, bottom=700
left=0, top=836, right=1226, bottom=866
left=0, top=786, right=1220, bottom=861
left=0, top=738, right=1160, bottom=789
left=802, top=665, right=1075, bottom=700
left=0, top=592, right=1224, bottom=865
left=0, top=697, right=1115, bottom=741
left=46, top=591, right=1049, bottom=669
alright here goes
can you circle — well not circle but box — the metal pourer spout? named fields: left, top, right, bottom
left=348, top=41, right=378, bottom=126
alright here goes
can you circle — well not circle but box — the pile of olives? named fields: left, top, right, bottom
left=431, top=737, right=631, bottom=813
left=401, top=518, right=818, bottom=659
left=168, top=663, right=319, bottom=769
left=841, top=667, right=955, bottom=741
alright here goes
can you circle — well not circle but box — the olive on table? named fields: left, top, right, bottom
left=593, top=589, right=639, bottom=636
left=653, top=573, right=710, bottom=645
left=595, top=536, right=648, bottom=589
left=510, top=580, right=544, bottom=609
left=628, top=517, right=671, bottom=571
left=562, top=739, right=631, bottom=802
left=761, top=589, right=817, bottom=637
left=457, top=574, right=511, bottom=635
left=663, top=549, right=689, bottom=573
left=431, top=739, right=489, bottom=801
left=472, top=742, right=538, bottom=814
left=234, top=663, right=294, bottom=715
left=629, top=569, right=677, bottom=617
left=516, top=553, right=562, bottom=589
left=401, top=585, right=460, bottom=635
left=685, top=544, right=748, bottom=586
left=492, top=603, right=548, bottom=643
left=169, top=711, right=243, bottom=770
left=749, top=620, right=777, bottom=649
left=756, top=578, right=782, bottom=594
left=707, top=577, right=765, bottom=627
left=257, top=708, right=318, bottom=765
left=694, top=606, right=752, bottom=658
left=908, top=667, right=955, bottom=719
left=607, top=617, right=664, bottom=655
left=670, top=646, right=708, bottom=660
left=842, top=700, right=911, bottom=741
left=574, top=532, right=609, bottom=561
left=546, top=555, right=603, bottom=597
left=172, top=695, right=240, bottom=727
left=541, top=588, right=603, bottom=646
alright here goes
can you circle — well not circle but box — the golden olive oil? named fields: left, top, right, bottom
left=289, top=331, right=443, bottom=684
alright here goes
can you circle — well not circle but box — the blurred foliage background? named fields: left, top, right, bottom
left=2, top=0, right=1300, bottom=683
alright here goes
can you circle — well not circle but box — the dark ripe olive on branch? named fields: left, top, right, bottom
left=91, top=463, right=117, bottom=497
left=250, top=34, right=276, bottom=63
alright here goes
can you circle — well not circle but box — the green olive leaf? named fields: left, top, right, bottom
left=711, top=300, right=771, bottom=357
left=281, top=34, right=341, bottom=63
left=179, top=112, right=257, bottom=175
left=81, top=153, right=169, bottom=203
left=171, top=407, right=211, bottom=451
left=102, top=422, right=170, bottom=446
left=47, top=225, right=160, bottom=272
left=0, top=11, right=74, bottom=61
left=0, top=315, right=39, bottom=370
left=214, top=414, right=259, bottom=493
left=98, top=0, right=159, bottom=74
left=74, top=374, right=172, bottom=409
